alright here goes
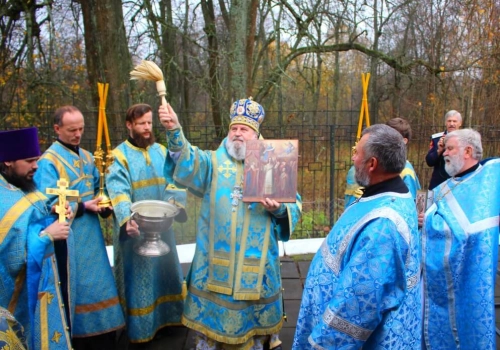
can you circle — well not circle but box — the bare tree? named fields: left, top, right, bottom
left=2, top=0, right=500, bottom=136
left=76, top=0, right=132, bottom=130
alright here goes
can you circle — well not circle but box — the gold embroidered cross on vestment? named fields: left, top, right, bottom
left=218, top=160, right=237, bottom=179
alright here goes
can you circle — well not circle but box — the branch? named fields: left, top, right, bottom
left=255, top=42, right=483, bottom=101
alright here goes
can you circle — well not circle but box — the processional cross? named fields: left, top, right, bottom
left=46, top=178, right=80, bottom=222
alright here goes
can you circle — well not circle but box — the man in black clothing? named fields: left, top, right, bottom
left=425, top=109, right=462, bottom=189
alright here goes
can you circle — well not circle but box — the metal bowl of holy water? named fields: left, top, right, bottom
left=130, top=200, right=179, bottom=257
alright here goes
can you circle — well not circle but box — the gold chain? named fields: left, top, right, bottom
left=24, top=190, right=50, bottom=215
left=434, top=178, right=463, bottom=203
left=0, top=177, right=50, bottom=215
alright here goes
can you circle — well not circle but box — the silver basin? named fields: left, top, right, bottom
left=130, top=200, right=179, bottom=257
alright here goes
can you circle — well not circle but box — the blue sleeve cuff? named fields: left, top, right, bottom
left=272, top=204, right=287, bottom=218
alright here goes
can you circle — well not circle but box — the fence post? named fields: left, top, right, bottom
left=329, top=124, right=335, bottom=227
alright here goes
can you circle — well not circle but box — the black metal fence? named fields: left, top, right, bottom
left=3, top=109, right=500, bottom=244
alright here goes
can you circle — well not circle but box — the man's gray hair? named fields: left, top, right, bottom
left=445, top=129, right=483, bottom=160
left=444, top=110, right=462, bottom=123
left=361, top=124, right=406, bottom=173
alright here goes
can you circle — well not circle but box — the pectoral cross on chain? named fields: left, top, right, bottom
left=46, top=178, right=80, bottom=222
left=230, top=186, right=243, bottom=212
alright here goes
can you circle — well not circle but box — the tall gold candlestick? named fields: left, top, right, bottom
left=356, top=73, right=371, bottom=140
left=100, top=83, right=111, bottom=150
left=103, top=111, right=111, bottom=150
left=96, top=84, right=105, bottom=149
left=353, top=73, right=371, bottom=156
left=94, top=82, right=113, bottom=208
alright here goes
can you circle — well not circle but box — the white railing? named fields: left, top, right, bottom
left=105, top=238, right=325, bottom=266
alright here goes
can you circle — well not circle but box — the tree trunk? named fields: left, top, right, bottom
left=369, top=0, right=380, bottom=124
left=78, top=0, right=132, bottom=139
left=201, top=0, right=224, bottom=135
left=245, top=0, right=258, bottom=96
left=229, top=0, right=250, bottom=99
left=181, top=0, right=191, bottom=120
left=159, top=0, right=180, bottom=107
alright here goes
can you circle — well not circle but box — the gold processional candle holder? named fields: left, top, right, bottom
left=352, top=72, right=371, bottom=156
left=94, top=82, right=113, bottom=208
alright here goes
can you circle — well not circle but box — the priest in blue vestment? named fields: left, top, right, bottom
left=0, top=307, right=27, bottom=349
left=34, top=106, right=125, bottom=348
left=294, top=124, right=421, bottom=349
left=344, top=117, right=420, bottom=210
left=158, top=98, right=302, bottom=350
left=105, top=103, right=187, bottom=344
left=422, top=129, right=500, bottom=350
left=0, top=127, right=74, bottom=349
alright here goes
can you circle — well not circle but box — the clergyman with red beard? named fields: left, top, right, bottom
left=105, top=103, right=188, bottom=344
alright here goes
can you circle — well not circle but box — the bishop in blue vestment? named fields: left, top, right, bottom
left=159, top=98, right=302, bottom=350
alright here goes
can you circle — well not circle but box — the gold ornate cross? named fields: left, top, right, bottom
left=46, top=178, right=80, bottom=222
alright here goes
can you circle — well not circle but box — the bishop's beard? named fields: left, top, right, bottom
left=226, top=137, right=246, bottom=161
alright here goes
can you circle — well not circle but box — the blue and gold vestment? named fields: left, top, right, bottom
left=344, top=165, right=362, bottom=208
left=105, top=140, right=185, bottom=343
left=0, top=174, right=73, bottom=349
left=400, top=160, right=421, bottom=198
left=294, top=185, right=421, bottom=349
left=423, top=159, right=500, bottom=349
left=34, top=141, right=124, bottom=337
left=344, top=160, right=421, bottom=209
left=164, top=129, right=302, bottom=347
left=0, top=306, right=27, bottom=349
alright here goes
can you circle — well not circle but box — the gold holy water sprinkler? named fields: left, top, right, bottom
left=130, top=60, right=168, bottom=106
